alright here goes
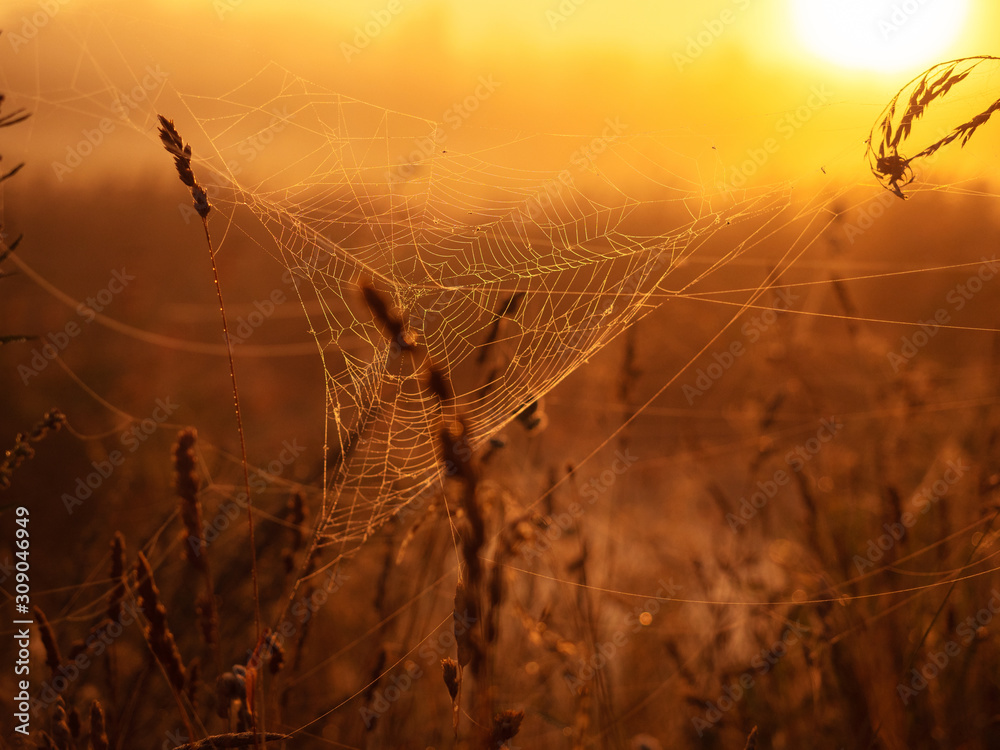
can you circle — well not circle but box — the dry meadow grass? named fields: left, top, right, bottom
left=3, top=58, right=1000, bottom=750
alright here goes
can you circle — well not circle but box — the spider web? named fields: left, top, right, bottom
left=5, top=25, right=997, bottom=578
left=8, top=15, right=1000, bottom=747
left=175, top=63, right=805, bottom=561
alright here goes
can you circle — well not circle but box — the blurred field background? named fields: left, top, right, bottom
left=2, top=2, right=1000, bottom=749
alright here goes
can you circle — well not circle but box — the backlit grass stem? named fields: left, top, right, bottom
left=157, top=114, right=264, bottom=746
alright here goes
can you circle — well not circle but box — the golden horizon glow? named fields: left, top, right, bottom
left=791, top=0, right=969, bottom=72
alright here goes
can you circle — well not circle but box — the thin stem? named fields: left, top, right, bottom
left=200, top=218, right=265, bottom=745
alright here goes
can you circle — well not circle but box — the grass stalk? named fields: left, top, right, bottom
left=157, top=115, right=264, bottom=746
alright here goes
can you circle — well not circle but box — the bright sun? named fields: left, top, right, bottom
left=792, top=0, right=970, bottom=73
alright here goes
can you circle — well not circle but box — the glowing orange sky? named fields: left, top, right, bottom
left=1, top=0, right=998, bottom=192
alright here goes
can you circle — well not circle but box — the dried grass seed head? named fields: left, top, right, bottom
left=157, top=115, right=211, bottom=219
